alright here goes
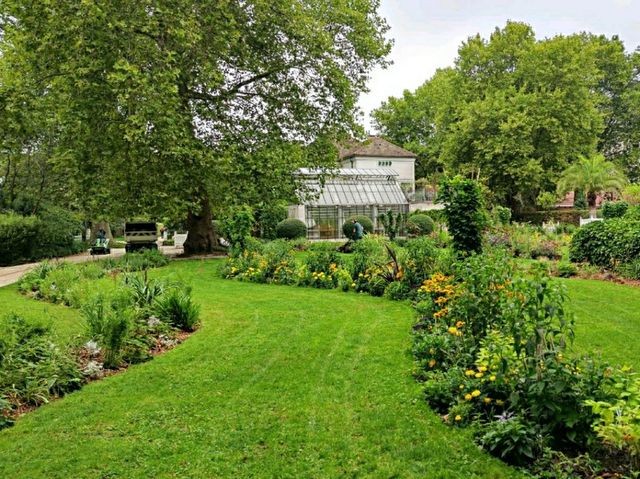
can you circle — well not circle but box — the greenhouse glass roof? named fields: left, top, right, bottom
left=296, top=168, right=408, bottom=207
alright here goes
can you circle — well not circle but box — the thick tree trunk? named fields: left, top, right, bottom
left=184, top=195, right=217, bottom=255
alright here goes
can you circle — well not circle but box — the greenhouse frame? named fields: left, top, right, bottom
left=289, top=168, right=409, bottom=240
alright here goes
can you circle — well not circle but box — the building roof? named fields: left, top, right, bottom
left=296, top=168, right=408, bottom=207
left=338, top=136, right=416, bottom=160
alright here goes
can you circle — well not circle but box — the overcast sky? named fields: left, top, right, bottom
left=359, top=0, right=640, bottom=131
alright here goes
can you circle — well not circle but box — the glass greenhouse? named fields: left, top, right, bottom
left=290, top=168, right=409, bottom=240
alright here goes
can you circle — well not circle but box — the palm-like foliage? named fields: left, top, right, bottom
left=557, top=154, right=627, bottom=215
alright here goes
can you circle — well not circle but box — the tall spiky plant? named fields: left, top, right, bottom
left=557, top=154, right=627, bottom=217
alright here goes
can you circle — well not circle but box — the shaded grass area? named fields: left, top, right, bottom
left=563, top=278, right=640, bottom=370
left=0, top=260, right=519, bottom=478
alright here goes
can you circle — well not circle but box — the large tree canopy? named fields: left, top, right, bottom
left=372, top=22, right=640, bottom=208
left=0, top=0, right=391, bottom=252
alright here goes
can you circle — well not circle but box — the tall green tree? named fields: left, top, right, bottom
left=0, top=0, right=390, bottom=253
left=557, top=154, right=627, bottom=217
left=373, top=22, right=638, bottom=209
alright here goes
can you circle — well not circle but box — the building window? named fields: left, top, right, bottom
left=378, top=160, right=392, bottom=167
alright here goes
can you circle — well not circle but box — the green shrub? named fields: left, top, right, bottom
left=305, top=242, right=340, bottom=273
left=0, top=314, right=83, bottom=427
left=0, top=213, right=40, bottom=265
left=556, top=261, right=578, bottom=278
left=602, top=201, right=629, bottom=219
left=220, top=205, right=255, bottom=252
left=438, top=176, right=486, bottom=254
left=570, top=219, right=640, bottom=267
left=82, top=294, right=132, bottom=368
left=342, top=215, right=374, bottom=240
left=255, top=204, right=288, bottom=240
left=477, top=415, right=543, bottom=466
left=378, top=210, right=405, bottom=240
left=622, top=184, right=640, bottom=205
left=383, top=280, right=411, bottom=301
left=153, top=289, right=200, bottom=332
left=350, top=235, right=388, bottom=291
left=492, top=206, right=512, bottom=225
left=120, top=249, right=169, bottom=271
left=275, top=219, right=306, bottom=240
left=624, top=205, right=640, bottom=221
left=403, top=237, right=437, bottom=287
left=619, top=258, right=640, bottom=280
left=406, top=214, right=435, bottom=236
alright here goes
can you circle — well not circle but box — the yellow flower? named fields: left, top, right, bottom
left=478, top=366, right=487, bottom=372
left=428, top=359, right=436, bottom=368
left=464, top=394, right=472, bottom=401
left=448, top=326, right=457, bottom=335
left=471, top=390, right=481, bottom=397
left=496, top=399, right=505, bottom=406
left=351, top=283, right=356, bottom=288
left=475, top=372, right=483, bottom=379
left=489, top=375, right=496, bottom=382
left=455, top=321, right=465, bottom=328
left=459, top=384, right=465, bottom=390
left=483, top=397, right=492, bottom=404
left=454, top=415, right=462, bottom=422
left=465, top=370, right=475, bottom=377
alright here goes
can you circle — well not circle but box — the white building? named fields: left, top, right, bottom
left=338, top=136, right=416, bottom=192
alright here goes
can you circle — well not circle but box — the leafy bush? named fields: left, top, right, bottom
left=255, top=203, right=288, bottom=240
left=220, top=205, right=255, bottom=253
left=403, top=237, right=438, bottom=287
left=275, top=218, right=307, bottom=240
left=120, top=249, right=170, bottom=271
left=602, top=201, right=629, bottom=219
left=536, top=192, right=558, bottom=211
left=384, top=281, right=411, bottom=301
left=478, top=415, right=544, bottom=466
left=82, top=294, right=132, bottom=368
left=624, top=205, right=640, bottom=221
left=0, top=210, right=83, bottom=266
left=438, top=176, right=486, bottom=254
left=0, top=213, right=40, bottom=265
left=0, top=314, right=83, bottom=427
left=342, top=215, right=374, bottom=240
left=619, top=258, right=640, bottom=280
left=586, top=370, right=640, bottom=473
left=153, top=289, right=201, bottom=332
left=570, top=219, right=640, bottom=267
left=622, top=184, right=640, bottom=205
left=378, top=210, right=405, bottom=240
left=556, top=261, right=578, bottom=278
left=492, top=206, right=512, bottom=225
left=406, top=213, right=435, bottom=236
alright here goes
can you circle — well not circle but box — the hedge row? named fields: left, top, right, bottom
left=0, top=212, right=83, bottom=266
left=570, top=218, right=640, bottom=267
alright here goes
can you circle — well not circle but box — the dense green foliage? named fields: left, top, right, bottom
left=557, top=154, right=627, bottom=213
left=0, top=0, right=391, bottom=253
left=570, top=219, right=640, bottom=267
left=378, top=210, right=405, bottom=240
left=406, top=213, right=435, bottom=236
left=601, top=201, right=629, bottom=219
left=0, top=211, right=83, bottom=266
left=275, top=219, right=307, bottom=240
left=413, top=253, right=631, bottom=474
left=373, top=22, right=640, bottom=204
left=438, top=177, right=485, bottom=254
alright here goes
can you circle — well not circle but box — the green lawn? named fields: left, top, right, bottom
left=563, top=278, right=640, bottom=370
left=0, top=284, right=83, bottom=342
left=1, top=261, right=639, bottom=478
left=0, top=260, right=519, bottom=478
